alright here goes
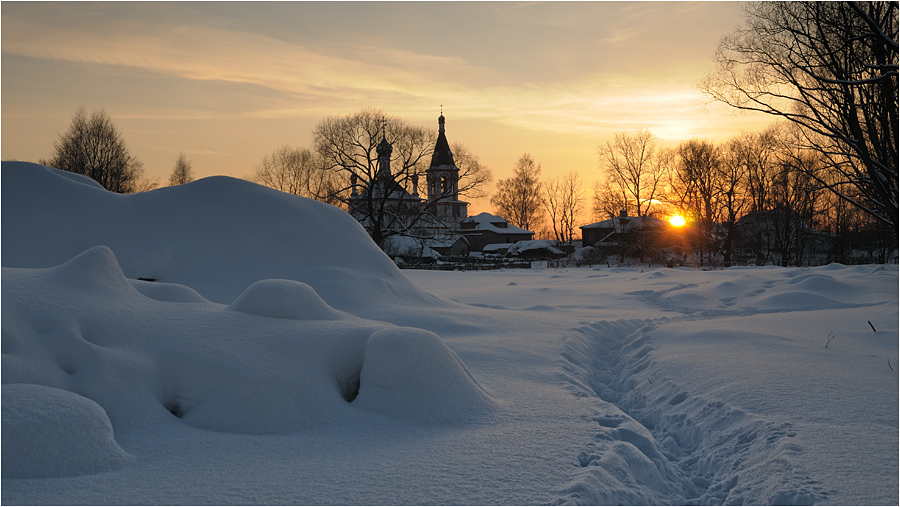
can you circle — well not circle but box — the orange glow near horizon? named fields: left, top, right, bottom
left=668, top=215, right=686, bottom=227
left=1, top=2, right=776, bottom=197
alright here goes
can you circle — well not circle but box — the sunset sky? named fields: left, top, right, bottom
left=2, top=1, right=774, bottom=214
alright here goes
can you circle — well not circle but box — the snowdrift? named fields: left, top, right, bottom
left=1, top=163, right=495, bottom=479
left=0, top=162, right=443, bottom=315
left=2, top=384, right=134, bottom=479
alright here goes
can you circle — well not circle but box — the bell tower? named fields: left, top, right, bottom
left=427, top=112, right=458, bottom=200
left=425, top=110, right=467, bottom=224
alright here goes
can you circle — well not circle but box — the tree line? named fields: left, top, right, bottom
left=591, top=124, right=895, bottom=266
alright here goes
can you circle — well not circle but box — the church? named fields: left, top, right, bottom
left=348, top=112, right=469, bottom=243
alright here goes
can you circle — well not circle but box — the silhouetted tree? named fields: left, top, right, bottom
left=312, top=109, right=433, bottom=246
left=45, top=107, right=146, bottom=193
left=251, top=145, right=340, bottom=204
left=669, top=139, right=722, bottom=266
left=718, top=133, right=755, bottom=265
left=598, top=128, right=668, bottom=217
left=169, top=152, right=194, bottom=186
left=701, top=1, right=898, bottom=237
left=544, top=171, right=584, bottom=244
left=491, top=153, right=544, bottom=231
left=591, top=179, right=629, bottom=222
left=450, top=142, right=493, bottom=200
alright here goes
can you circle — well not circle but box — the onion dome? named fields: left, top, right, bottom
left=376, top=136, right=393, bottom=157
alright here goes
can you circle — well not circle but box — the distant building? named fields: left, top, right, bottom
left=580, top=210, right=679, bottom=262
left=459, top=212, right=535, bottom=253
left=349, top=113, right=469, bottom=242
left=580, top=210, right=669, bottom=247
left=422, top=114, right=468, bottom=232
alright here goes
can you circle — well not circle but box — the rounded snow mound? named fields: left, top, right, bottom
left=1, top=384, right=133, bottom=479
left=46, top=245, right=138, bottom=296
left=227, top=279, right=344, bottom=320
left=354, top=328, right=496, bottom=423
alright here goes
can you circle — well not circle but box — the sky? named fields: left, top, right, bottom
left=2, top=1, right=775, bottom=215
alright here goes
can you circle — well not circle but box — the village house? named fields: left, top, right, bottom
left=580, top=210, right=679, bottom=262
left=580, top=210, right=669, bottom=246
left=458, top=212, right=535, bottom=254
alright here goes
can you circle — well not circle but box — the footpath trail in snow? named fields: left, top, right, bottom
left=407, top=266, right=898, bottom=505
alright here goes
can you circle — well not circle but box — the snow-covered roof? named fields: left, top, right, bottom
left=382, top=235, right=442, bottom=258
left=483, top=243, right=514, bottom=252
left=461, top=212, right=533, bottom=234
left=507, top=239, right=564, bottom=255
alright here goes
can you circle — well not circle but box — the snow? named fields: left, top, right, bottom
left=461, top=211, right=533, bottom=234
left=2, top=162, right=897, bottom=505
left=507, top=239, right=565, bottom=256
left=227, top=279, right=346, bottom=320
left=2, top=384, right=134, bottom=479
left=1, top=162, right=440, bottom=316
left=381, top=235, right=443, bottom=260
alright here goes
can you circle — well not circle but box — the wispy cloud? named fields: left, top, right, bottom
left=2, top=8, right=767, bottom=143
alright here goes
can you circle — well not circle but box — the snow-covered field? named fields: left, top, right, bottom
left=2, top=162, right=898, bottom=505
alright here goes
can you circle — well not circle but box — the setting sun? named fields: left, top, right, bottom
left=669, top=215, right=686, bottom=227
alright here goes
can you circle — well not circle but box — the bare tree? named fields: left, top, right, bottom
left=44, top=107, right=146, bottom=193
left=450, top=142, right=493, bottom=200
left=251, top=145, right=340, bottom=204
left=770, top=131, right=828, bottom=266
left=312, top=110, right=442, bottom=247
left=701, top=1, right=898, bottom=237
left=741, top=126, right=783, bottom=215
left=591, top=179, right=629, bottom=221
left=544, top=171, right=585, bottom=244
left=718, top=133, right=756, bottom=265
left=169, top=152, right=194, bottom=186
left=674, top=139, right=722, bottom=225
left=598, top=128, right=667, bottom=217
left=669, top=139, right=723, bottom=266
left=491, top=153, right=544, bottom=232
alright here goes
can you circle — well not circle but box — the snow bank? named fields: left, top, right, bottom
left=3, top=246, right=494, bottom=439
left=2, top=384, right=133, bottom=478
left=0, top=162, right=443, bottom=316
left=1, top=165, right=497, bottom=443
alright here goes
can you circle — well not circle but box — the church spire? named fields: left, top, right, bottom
left=429, top=110, right=454, bottom=168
